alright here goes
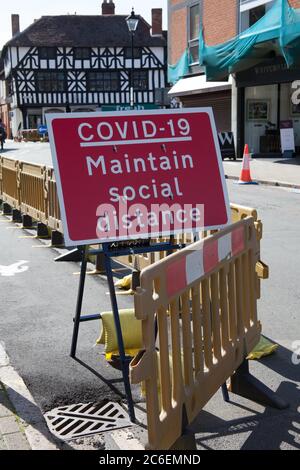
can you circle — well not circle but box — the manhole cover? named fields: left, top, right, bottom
left=44, top=401, right=132, bottom=441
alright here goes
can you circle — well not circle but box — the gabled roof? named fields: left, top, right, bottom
left=3, top=15, right=167, bottom=51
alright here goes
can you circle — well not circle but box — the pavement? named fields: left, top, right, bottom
left=224, top=156, right=300, bottom=188
left=0, top=142, right=300, bottom=450
left=1, top=139, right=300, bottom=188
left=0, top=344, right=57, bottom=450
left=0, top=381, right=31, bottom=450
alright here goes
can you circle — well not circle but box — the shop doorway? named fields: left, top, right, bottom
left=27, top=113, right=42, bottom=130
left=244, top=82, right=300, bottom=157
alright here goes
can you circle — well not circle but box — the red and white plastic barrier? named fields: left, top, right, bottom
left=166, top=226, right=245, bottom=297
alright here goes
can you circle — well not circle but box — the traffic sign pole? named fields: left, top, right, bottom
left=102, top=242, right=136, bottom=422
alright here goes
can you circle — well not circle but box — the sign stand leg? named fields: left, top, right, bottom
left=230, top=359, right=289, bottom=409
left=102, top=243, right=136, bottom=423
left=221, top=383, right=230, bottom=402
left=70, top=246, right=88, bottom=358
left=170, top=405, right=196, bottom=450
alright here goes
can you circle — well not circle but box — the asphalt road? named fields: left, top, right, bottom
left=0, top=176, right=299, bottom=449
left=0, top=220, right=137, bottom=411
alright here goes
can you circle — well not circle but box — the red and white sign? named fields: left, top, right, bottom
left=166, top=225, right=244, bottom=298
left=46, top=109, right=230, bottom=246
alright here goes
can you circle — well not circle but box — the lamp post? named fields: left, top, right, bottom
left=126, top=8, right=139, bottom=110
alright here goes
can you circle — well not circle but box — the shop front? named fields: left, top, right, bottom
left=236, top=57, right=300, bottom=157
left=168, top=75, right=232, bottom=133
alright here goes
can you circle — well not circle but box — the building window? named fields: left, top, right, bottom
left=74, top=48, right=90, bottom=60
left=249, top=5, right=265, bottom=26
left=125, top=47, right=142, bottom=59
left=39, top=47, right=57, bottom=60
left=7, top=79, right=13, bottom=96
left=240, top=0, right=275, bottom=32
left=188, top=3, right=200, bottom=65
left=36, top=71, right=65, bottom=92
left=133, top=70, right=148, bottom=91
left=87, top=71, right=120, bottom=91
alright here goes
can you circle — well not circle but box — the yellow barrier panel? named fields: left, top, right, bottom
left=0, top=157, right=20, bottom=209
left=231, top=203, right=263, bottom=243
left=19, top=162, right=47, bottom=224
left=0, top=158, right=63, bottom=233
left=47, top=168, right=63, bottom=233
left=130, top=218, right=262, bottom=450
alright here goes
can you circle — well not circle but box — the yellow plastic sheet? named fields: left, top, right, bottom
left=96, top=308, right=142, bottom=360
left=247, top=335, right=278, bottom=360
left=114, top=274, right=132, bottom=290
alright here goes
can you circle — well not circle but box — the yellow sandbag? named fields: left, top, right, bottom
left=247, top=335, right=278, bottom=360
left=96, top=308, right=142, bottom=360
left=114, top=274, right=132, bottom=290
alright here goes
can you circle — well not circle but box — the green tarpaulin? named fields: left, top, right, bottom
left=168, top=49, right=189, bottom=85
left=168, top=0, right=300, bottom=83
left=201, top=0, right=300, bottom=80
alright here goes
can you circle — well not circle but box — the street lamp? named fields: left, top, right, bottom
left=126, top=8, right=139, bottom=109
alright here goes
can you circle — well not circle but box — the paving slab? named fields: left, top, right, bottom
left=224, top=157, right=300, bottom=188
left=3, top=432, right=31, bottom=450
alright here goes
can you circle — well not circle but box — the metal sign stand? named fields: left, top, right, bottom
left=70, top=239, right=184, bottom=423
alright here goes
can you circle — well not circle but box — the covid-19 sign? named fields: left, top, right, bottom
left=47, top=109, right=230, bottom=246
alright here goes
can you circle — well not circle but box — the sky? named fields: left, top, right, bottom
left=1, top=0, right=168, bottom=49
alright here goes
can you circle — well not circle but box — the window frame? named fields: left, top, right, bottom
left=38, top=47, right=57, bottom=60
left=188, top=2, right=201, bottom=66
left=132, top=70, right=148, bottom=91
left=74, top=48, right=91, bottom=60
left=87, top=71, right=120, bottom=92
left=239, top=0, right=275, bottom=32
left=125, top=47, right=142, bottom=59
left=36, top=71, right=65, bottom=92
left=249, top=4, right=266, bottom=27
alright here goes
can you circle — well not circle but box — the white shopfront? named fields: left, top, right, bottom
left=236, top=58, right=300, bottom=156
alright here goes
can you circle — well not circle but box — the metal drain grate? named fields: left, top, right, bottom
left=44, top=401, right=132, bottom=441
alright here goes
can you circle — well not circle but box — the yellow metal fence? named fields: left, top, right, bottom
left=0, top=157, right=61, bottom=231
left=0, top=157, right=268, bottom=289
left=0, top=157, right=20, bottom=209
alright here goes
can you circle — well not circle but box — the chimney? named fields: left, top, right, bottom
left=11, top=14, right=20, bottom=37
left=151, top=8, right=162, bottom=36
left=101, top=0, right=115, bottom=15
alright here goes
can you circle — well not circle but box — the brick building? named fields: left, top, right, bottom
left=168, top=0, right=300, bottom=157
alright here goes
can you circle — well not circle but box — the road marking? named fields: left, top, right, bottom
left=32, top=244, right=64, bottom=248
left=289, top=189, right=300, bottom=194
left=19, top=235, right=39, bottom=239
left=0, top=261, right=29, bottom=277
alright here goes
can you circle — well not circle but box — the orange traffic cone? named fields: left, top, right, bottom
left=238, top=145, right=257, bottom=185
